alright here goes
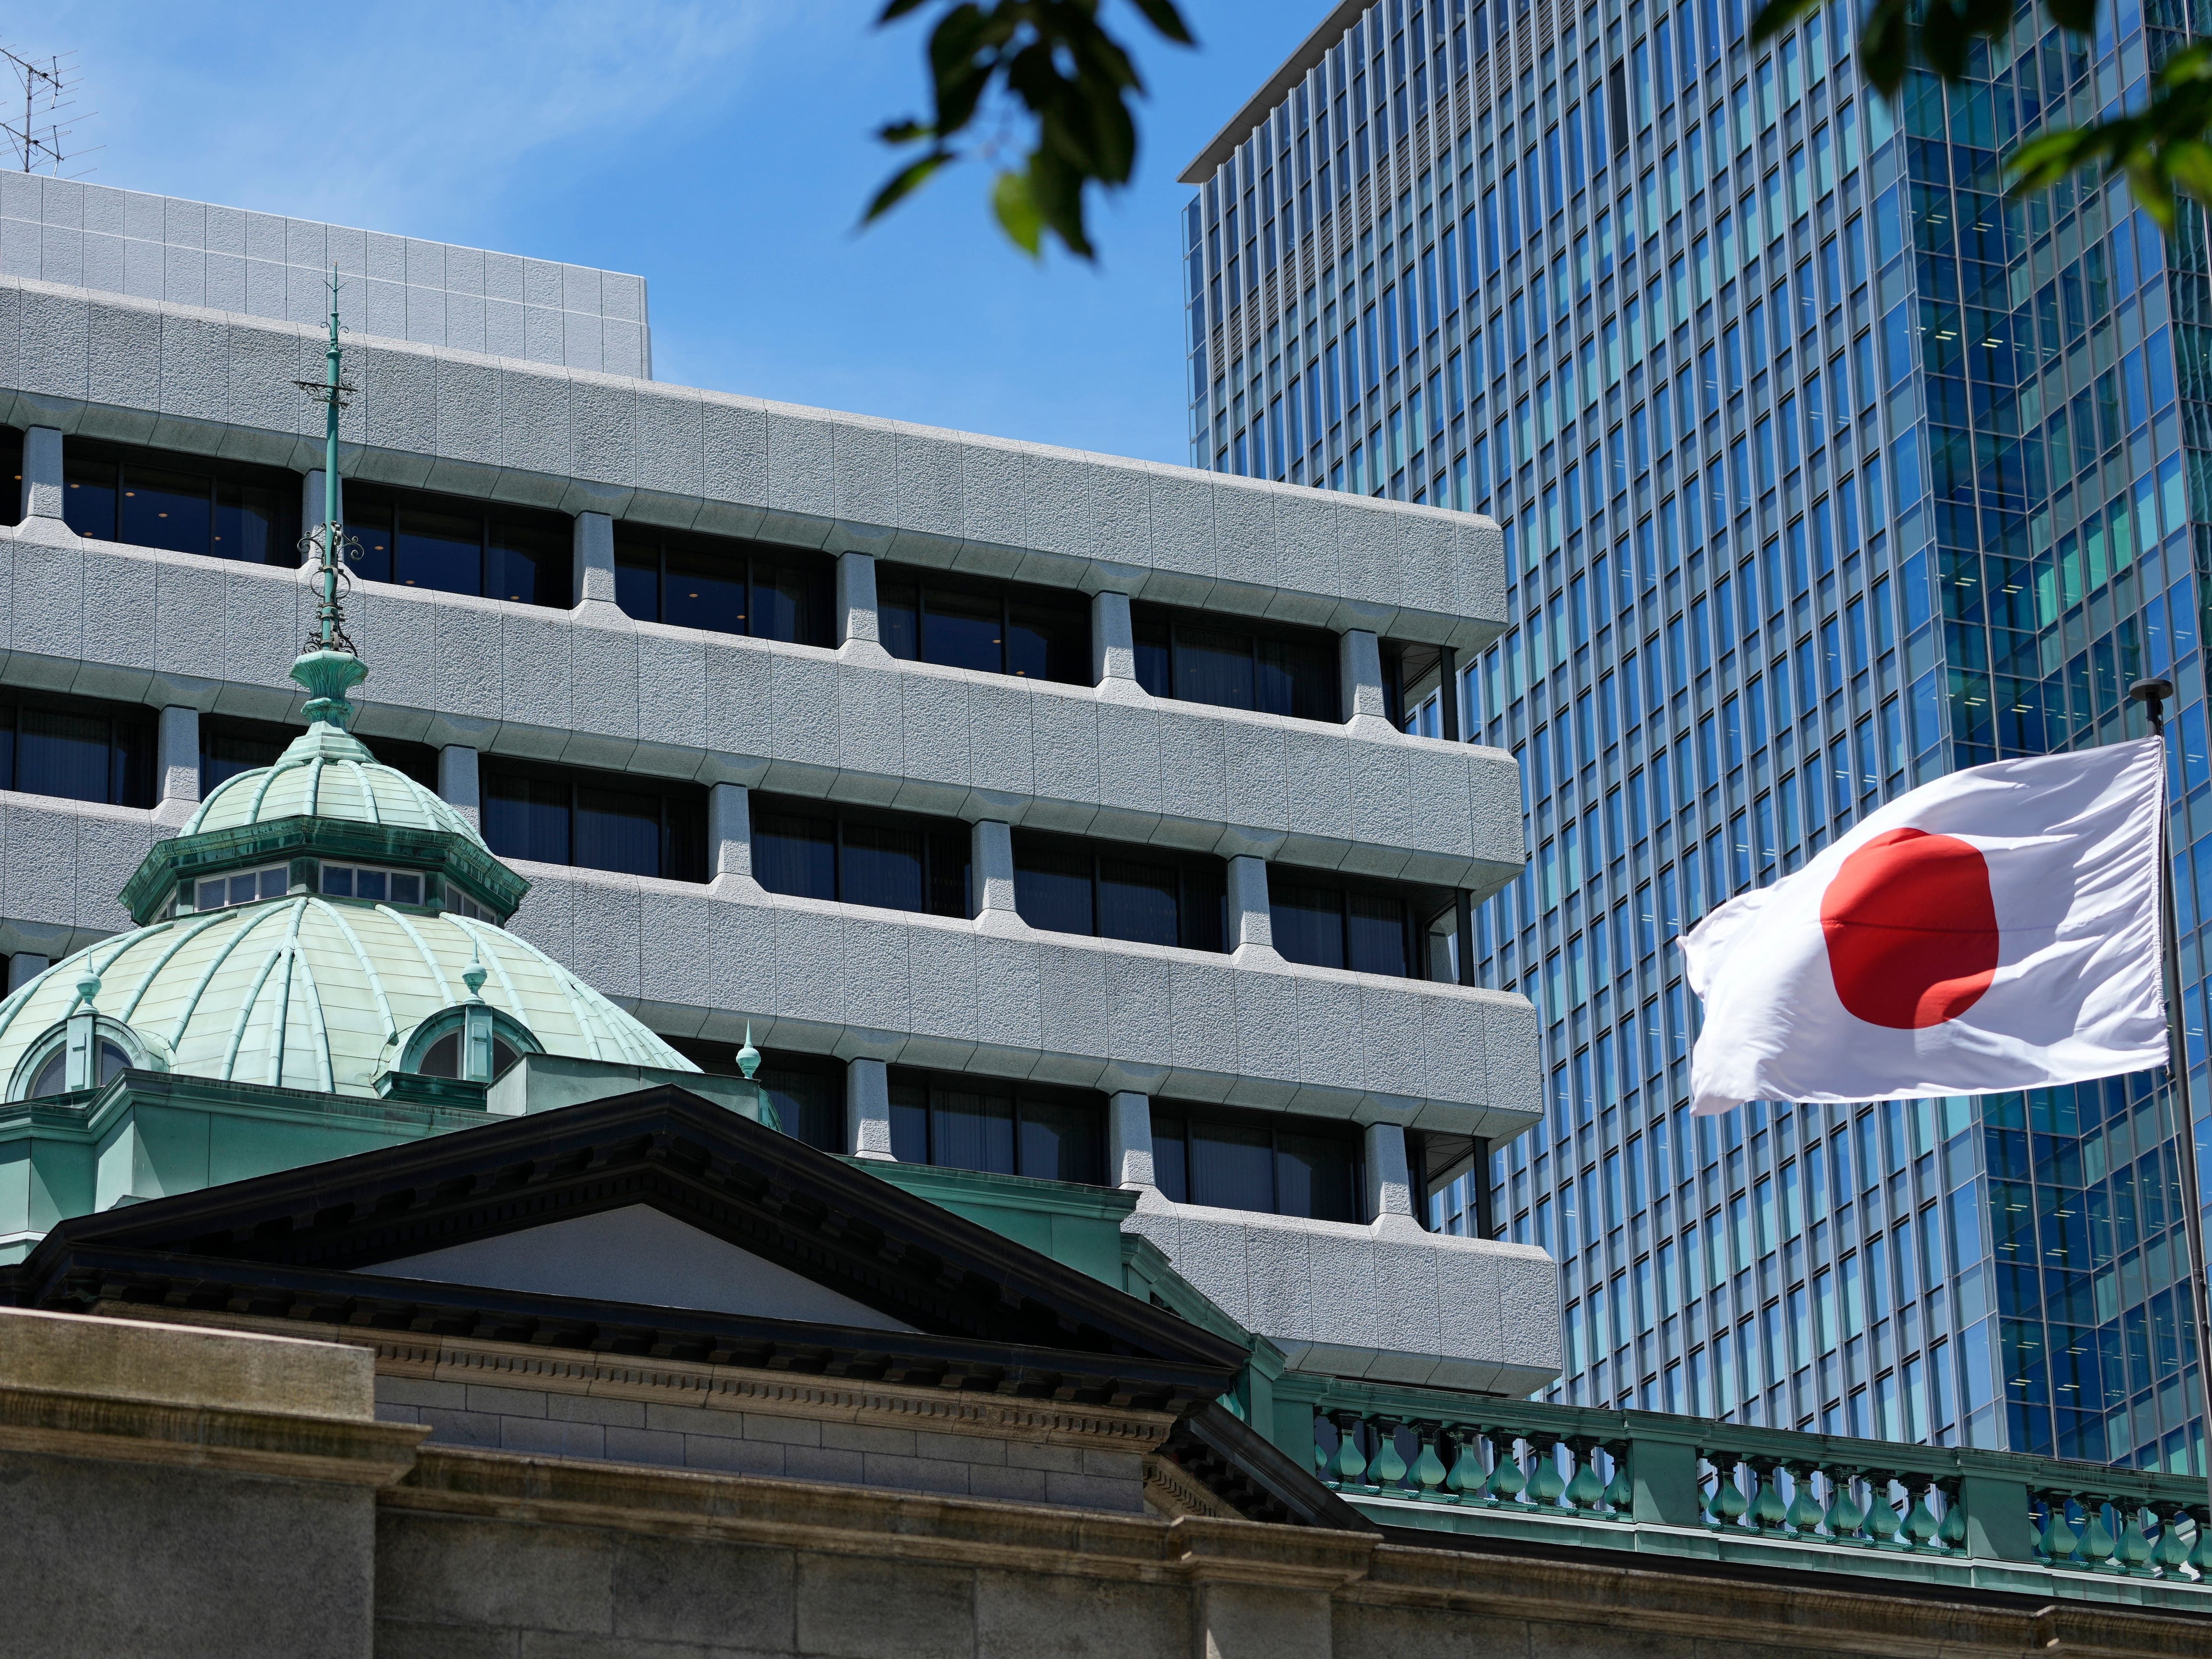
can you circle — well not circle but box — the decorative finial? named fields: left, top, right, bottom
left=737, top=1023, right=760, bottom=1080
left=462, top=942, right=488, bottom=1004
left=292, top=266, right=365, bottom=727
left=74, top=967, right=100, bottom=1009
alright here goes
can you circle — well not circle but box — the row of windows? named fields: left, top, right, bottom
left=43, top=436, right=1464, bottom=731
left=0, top=687, right=1463, bottom=981
left=676, top=1041, right=1377, bottom=1224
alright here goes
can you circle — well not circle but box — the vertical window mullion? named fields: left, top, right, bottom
left=479, top=510, right=491, bottom=600
left=1091, top=852, right=1102, bottom=938
left=657, top=543, right=669, bottom=624
left=834, top=816, right=846, bottom=903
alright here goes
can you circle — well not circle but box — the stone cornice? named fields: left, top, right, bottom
left=136, top=1307, right=1181, bottom=1452
left=0, top=1380, right=425, bottom=1486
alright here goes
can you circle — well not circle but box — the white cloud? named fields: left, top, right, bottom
left=33, top=0, right=787, bottom=239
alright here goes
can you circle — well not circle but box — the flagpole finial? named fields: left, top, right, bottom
left=291, top=266, right=364, bottom=726
left=2130, top=677, right=2176, bottom=733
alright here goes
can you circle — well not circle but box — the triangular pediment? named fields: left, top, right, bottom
left=376, top=1203, right=917, bottom=1331
left=10, top=1086, right=1246, bottom=1413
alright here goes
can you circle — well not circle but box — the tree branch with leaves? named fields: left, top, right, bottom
left=1752, top=0, right=2212, bottom=233
left=863, top=0, right=1196, bottom=259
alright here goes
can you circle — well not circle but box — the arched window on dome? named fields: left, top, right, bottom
left=8, top=1011, right=170, bottom=1102
left=394, top=1004, right=541, bottom=1086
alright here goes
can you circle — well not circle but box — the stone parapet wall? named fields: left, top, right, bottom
left=0, top=178, right=649, bottom=376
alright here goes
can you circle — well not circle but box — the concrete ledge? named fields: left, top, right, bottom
left=0, top=1306, right=424, bottom=1486
left=0, top=273, right=1507, bottom=645
left=0, top=803, right=1540, bottom=1139
left=0, top=531, right=1525, bottom=891
left=507, top=861, right=1540, bottom=1139
left=1120, top=1196, right=1561, bottom=1393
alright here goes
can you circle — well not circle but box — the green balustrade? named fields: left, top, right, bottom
left=1296, top=1379, right=2212, bottom=1601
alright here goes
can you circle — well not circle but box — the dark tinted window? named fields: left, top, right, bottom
left=751, top=797, right=970, bottom=918
left=1012, top=832, right=1224, bottom=951
left=345, top=483, right=571, bottom=608
left=200, top=715, right=438, bottom=797
left=0, top=427, right=19, bottom=522
left=1150, top=1104, right=1362, bottom=1222
left=1268, top=870, right=1452, bottom=979
left=1384, top=641, right=1460, bottom=738
left=62, top=439, right=299, bottom=565
left=878, top=565, right=1088, bottom=684
left=1131, top=603, right=1338, bottom=721
left=887, top=1069, right=1104, bottom=1183
left=482, top=760, right=706, bottom=881
left=614, top=526, right=834, bottom=647
left=0, top=690, right=155, bottom=808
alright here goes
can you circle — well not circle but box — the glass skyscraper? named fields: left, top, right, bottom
left=1181, top=0, right=2209, bottom=1470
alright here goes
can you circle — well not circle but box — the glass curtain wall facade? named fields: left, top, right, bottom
left=1185, top=0, right=2211, bottom=1472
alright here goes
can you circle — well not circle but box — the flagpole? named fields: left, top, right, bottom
left=2127, top=676, right=2212, bottom=1508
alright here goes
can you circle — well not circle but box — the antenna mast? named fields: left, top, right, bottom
left=0, top=48, right=96, bottom=177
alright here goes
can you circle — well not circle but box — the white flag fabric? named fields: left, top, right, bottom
left=1679, top=737, right=2169, bottom=1116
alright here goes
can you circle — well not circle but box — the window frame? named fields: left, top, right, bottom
left=887, top=1066, right=1108, bottom=1185
left=1010, top=829, right=1227, bottom=952
left=60, top=436, right=302, bottom=565
left=1267, top=865, right=1455, bottom=979
left=612, top=524, right=837, bottom=648
left=0, top=688, right=157, bottom=810
left=480, top=757, right=709, bottom=883
left=1149, top=1101, right=1367, bottom=1223
left=1129, top=600, right=1343, bottom=722
left=342, top=480, right=573, bottom=608
left=749, top=794, right=972, bottom=919
left=876, top=561, right=1092, bottom=685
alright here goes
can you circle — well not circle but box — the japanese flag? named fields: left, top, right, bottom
left=1678, top=738, right=2169, bottom=1115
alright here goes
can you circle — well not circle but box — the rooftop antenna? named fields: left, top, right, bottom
left=0, top=48, right=98, bottom=177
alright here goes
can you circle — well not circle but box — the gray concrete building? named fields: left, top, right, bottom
left=0, top=186, right=1555, bottom=1391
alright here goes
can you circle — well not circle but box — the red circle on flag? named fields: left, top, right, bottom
left=1821, top=828, right=2000, bottom=1029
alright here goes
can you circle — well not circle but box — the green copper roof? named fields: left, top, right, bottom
left=185, top=722, right=483, bottom=845
left=0, top=897, right=693, bottom=1098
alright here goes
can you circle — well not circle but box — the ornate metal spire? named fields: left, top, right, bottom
left=292, top=268, right=366, bottom=729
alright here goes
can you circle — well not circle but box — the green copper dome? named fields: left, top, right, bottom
left=0, top=899, right=691, bottom=1098
left=185, top=722, right=483, bottom=845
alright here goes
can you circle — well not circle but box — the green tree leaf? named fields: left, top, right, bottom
left=865, top=0, right=1196, bottom=261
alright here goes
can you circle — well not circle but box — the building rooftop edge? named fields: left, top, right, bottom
left=5, top=174, right=650, bottom=301
left=1179, top=1, right=1369, bottom=185
left=0, top=271, right=1499, bottom=537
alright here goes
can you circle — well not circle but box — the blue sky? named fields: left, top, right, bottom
left=27, top=1, right=1312, bottom=465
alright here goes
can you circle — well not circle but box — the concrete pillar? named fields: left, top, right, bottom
left=973, top=819, right=1020, bottom=930
left=837, top=550, right=887, bottom=656
left=1108, top=1091, right=1156, bottom=1190
left=154, top=706, right=200, bottom=825
left=7, top=954, right=50, bottom=993
left=1365, top=1121, right=1417, bottom=1222
left=437, top=744, right=481, bottom=832
left=21, top=426, right=63, bottom=523
left=1091, top=591, right=1138, bottom=689
left=708, top=782, right=753, bottom=883
left=1340, top=628, right=1390, bottom=729
left=1226, top=855, right=1274, bottom=952
left=846, top=1057, right=895, bottom=1160
left=572, top=511, right=618, bottom=610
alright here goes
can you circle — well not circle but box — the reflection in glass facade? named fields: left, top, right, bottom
left=1185, top=0, right=2209, bottom=1470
